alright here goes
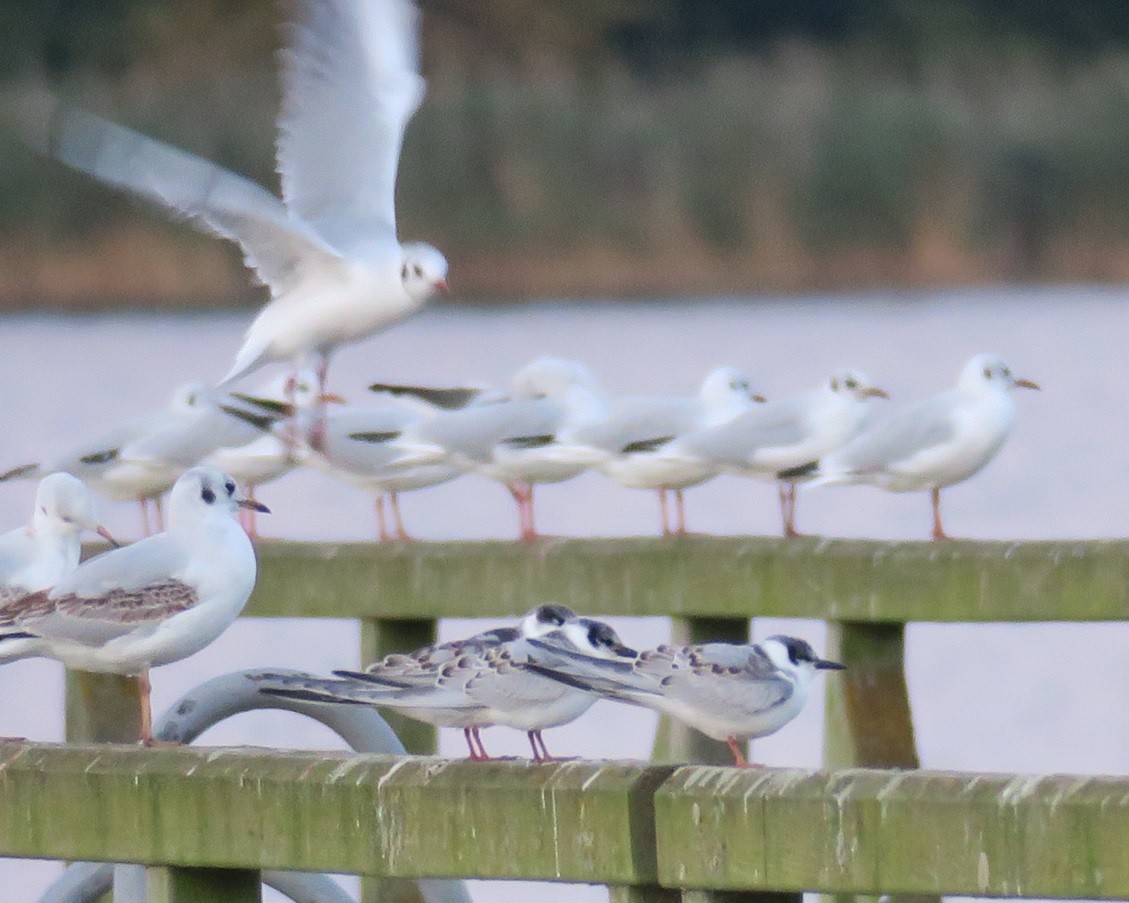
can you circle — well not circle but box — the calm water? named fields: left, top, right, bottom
left=1, top=287, right=1128, bottom=902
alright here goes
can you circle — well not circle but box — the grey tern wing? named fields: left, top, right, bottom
left=278, top=0, right=425, bottom=252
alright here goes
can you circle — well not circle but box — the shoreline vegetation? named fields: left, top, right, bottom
left=2, top=2, right=1129, bottom=308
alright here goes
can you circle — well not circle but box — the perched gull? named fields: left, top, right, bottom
left=565, top=366, right=764, bottom=535
left=0, top=466, right=267, bottom=743
left=667, top=369, right=887, bottom=536
left=527, top=635, right=843, bottom=766
left=0, top=383, right=276, bottom=535
left=780, top=354, right=1039, bottom=539
left=20, top=0, right=448, bottom=431
left=0, top=474, right=116, bottom=600
left=205, top=370, right=342, bottom=537
left=301, top=401, right=462, bottom=542
left=392, top=359, right=610, bottom=540
left=258, top=604, right=636, bottom=760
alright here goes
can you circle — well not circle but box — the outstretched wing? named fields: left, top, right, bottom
left=278, top=0, right=425, bottom=252
left=19, top=94, right=342, bottom=296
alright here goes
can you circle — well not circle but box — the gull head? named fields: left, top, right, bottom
left=559, top=618, right=637, bottom=660
left=32, top=472, right=116, bottom=544
left=509, top=358, right=603, bottom=401
left=699, top=366, right=766, bottom=407
left=400, top=243, right=449, bottom=301
left=520, top=603, right=578, bottom=638
left=168, top=466, right=270, bottom=531
left=959, top=354, right=1040, bottom=394
left=762, top=635, right=845, bottom=677
left=826, top=369, right=889, bottom=401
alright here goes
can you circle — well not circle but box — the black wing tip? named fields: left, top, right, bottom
left=621, top=435, right=676, bottom=454
left=778, top=460, right=819, bottom=481
left=257, top=687, right=367, bottom=706
left=0, top=464, right=39, bottom=482
left=368, top=384, right=481, bottom=411
left=0, top=632, right=37, bottom=642
left=501, top=434, right=555, bottom=450
left=346, top=431, right=401, bottom=444
left=219, top=404, right=278, bottom=433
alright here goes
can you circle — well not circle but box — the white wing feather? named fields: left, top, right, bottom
left=278, top=0, right=425, bottom=252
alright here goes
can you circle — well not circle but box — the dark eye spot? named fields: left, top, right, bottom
left=40, top=506, right=48, bottom=515
left=400, top=264, right=408, bottom=280
left=413, top=264, right=423, bottom=277
left=846, top=378, right=858, bottom=389
left=983, top=368, right=993, bottom=379
left=224, top=481, right=235, bottom=496
left=201, top=488, right=216, bottom=504
left=831, top=379, right=840, bottom=391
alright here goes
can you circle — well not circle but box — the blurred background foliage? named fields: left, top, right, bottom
left=2, top=0, right=1129, bottom=304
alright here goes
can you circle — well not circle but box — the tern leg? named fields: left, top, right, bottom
left=462, top=728, right=480, bottom=759
left=931, top=487, right=949, bottom=541
left=674, top=489, right=687, bottom=535
left=726, top=736, right=750, bottom=767
left=375, top=496, right=393, bottom=543
left=471, top=727, right=492, bottom=761
left=390, top=492, right=412, bottom=541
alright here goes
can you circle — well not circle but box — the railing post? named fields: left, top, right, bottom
left=609, top=887, right=681, bottom=902
left=147, top=866, right=261, bottom=902
left=822, top=621, right=919, bottom=769
left=65, top=670, right=141, bottom=744
left=822, top=621, right=923, bottom=903
left=359, top=617, right=437, bottom=903
left=651, top=617, right=749, bottom=765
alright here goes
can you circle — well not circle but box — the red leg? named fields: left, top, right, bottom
left=527, top=731, right=543, bottom=761
left=375, top=496, right=392, bottom=543
left=782, top=482, right=802, bottom=538
left=390, top=492, right=412, bottom=541
left=658, top=488, right=671, bottom=536
left=153, top=496, right=165, bottom=533
left=674, top=488, right=687, bottom=535
left=138, top=499, right=152, bottom=537
left=726, top=735, right=750, bottom=767
left=309, top=355, right=331, bottom=452
left=931, top=487, right=949, bottom=540
left=463, top=728, right=483, bottom=760
left=471, top=727, right=491, bottom=760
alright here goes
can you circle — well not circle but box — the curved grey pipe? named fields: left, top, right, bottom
left=40, top=669, right=472, bottom=903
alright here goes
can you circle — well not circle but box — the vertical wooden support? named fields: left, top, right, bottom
left=822, top=621, right=919, bottom=769
left=358, top=618, right=438, bottom=755
left=147, top=866, right=261, bottom=902
left=823, top=622, right=926, bottom=903
left=65, top=671, right=142, bottom=745
left=681, top=894, right=802, bottom=903
left=609, top=886, right=681, bottom=902
left=359, top=617, right=436, bottom=903
left=651, top=617, right=749, bottom=765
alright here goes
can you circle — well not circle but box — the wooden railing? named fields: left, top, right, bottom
left=8, top=537, right=1128, bottom=902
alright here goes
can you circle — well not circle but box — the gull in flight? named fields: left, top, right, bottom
left=565, top=366, right=764, bottom=535
left=527, top=635, right=843, bottom=766
left=20, top=0, right=448, bottom=436
left=780, top=354, right=1039, bottom=539
left=0, top=466, right=267, bottom=743
left=0, top=384, right=277, bottom=535
left=667, top=369, right=887, bottom=536
left=0, top=473, right=117, bottom=603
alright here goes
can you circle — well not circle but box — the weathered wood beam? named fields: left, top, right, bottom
left=243, top=538, right=1129, bottom=623
left=655, top=766, right=1129, bottom=898
left=3, top=744, right=1129, bottom=899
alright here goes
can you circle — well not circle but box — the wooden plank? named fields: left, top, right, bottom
left=244, top=538, right=1129, bottom=623
left=652, top=617, right=749, bottom=765
left=0, top=744, right=672, bottom=886
left=655, top=767, right=1129, bottom=898
left=147, top=866, right=261, bottom=902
